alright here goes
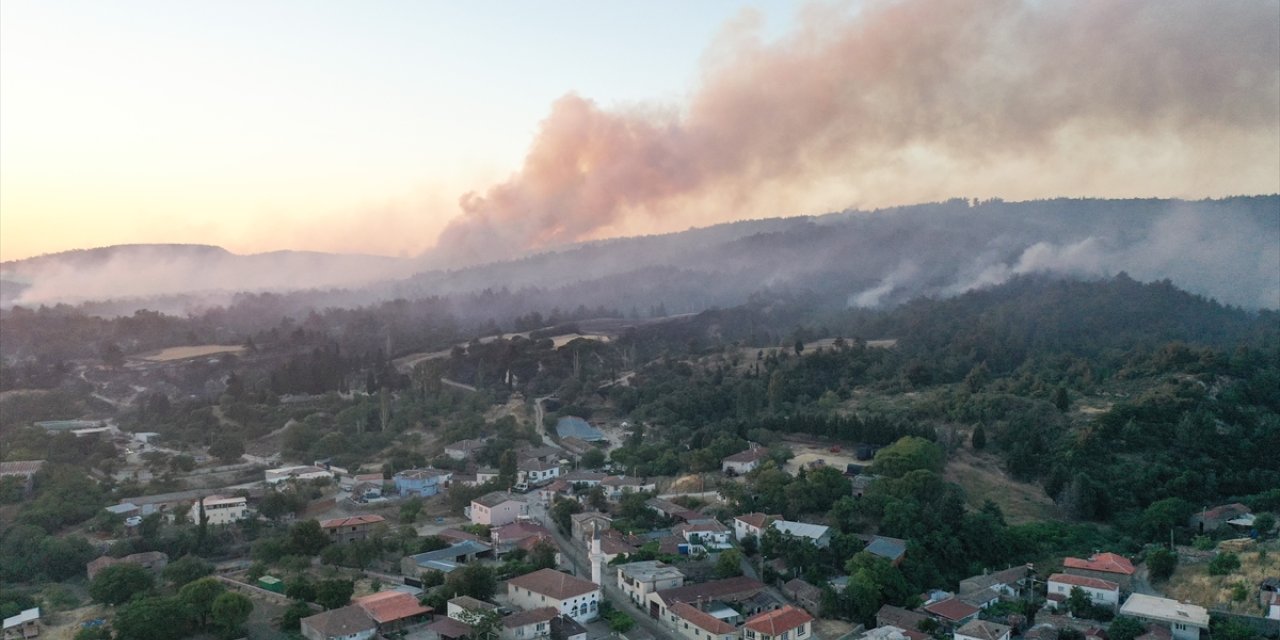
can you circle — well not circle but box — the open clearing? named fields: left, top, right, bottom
left=945, top=447, right=1061, bottom=524
left=1164, top=543, right=1277, bottom=613
left=393, top=332, right=611, bottom=373
left=136, top=344, right=245, bottom=362
left=783, top=442, right=863, bottom=475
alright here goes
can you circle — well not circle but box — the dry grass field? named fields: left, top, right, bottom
left=136, top=344, right=245, bottom=362
left=1163, top=542, right=1278, bottom=614
left=945, top=447, right=1062, bottom=524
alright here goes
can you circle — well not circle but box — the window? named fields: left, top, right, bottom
left=781, top=632, right=789, bottom=640
left=797, top=626, right=807, bottom=637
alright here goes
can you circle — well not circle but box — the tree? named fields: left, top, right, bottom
left=1208, top=552, right=1240, bottom=576
left=1053, top=385, right=1071, bottom=412
left=1107, top=617, right=1146, bottom=640
left=1146, top=548, right=1177, bottom=582
left=89, top=563, right=155, bottom=605
left=550, top=498, right=583, bottom=533
left=715, top=549, right=744, bottom=578
left=869, top=437, right=945, bottom=478
left=280, top=600, right=313, bottom=631
left=112, top=596, right=192, bottom=640
left=741, top=533, right=759, bottom=556
left=162, top=555, right=213, bottom=587
left=1067, top=586, right=1092, bottom=618
left=456, top=608, right=502, bottom=640
left=285, top=576, right=317, bottom=602
left=178, top=577, right=226, bottom=626
left=400, top=498, right=423, bottom=524
left=210, top=592, right=253, bottom=637
left=1254, top=512, right=1276, bottom=536
left=499, top=450, right=517, bottom=487
left=447, top=564, right=497, bottom=601
left=527, top=540, right=558, bottom=570
left=208, top=437, right=244, bottom=464
left=315, top=579, right=354, bottom=610
left=971, top=425, right=986, bottom=450
left=579, top=449, right=606, bottom=469
left=287, top=519, right=331, bottom=556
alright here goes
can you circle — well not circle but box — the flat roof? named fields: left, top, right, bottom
left=1119, top=594, right=1209, bottom=627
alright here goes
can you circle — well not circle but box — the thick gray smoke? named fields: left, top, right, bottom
left=434, top=0, right=1280, bottom=264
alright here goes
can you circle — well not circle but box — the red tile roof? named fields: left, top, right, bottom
left=923, top=597, right=980, bottom=622
left=1048, top=573, right=1120, bottom=592
left=670, top=603, right=737, bottom=635
left=735, top=513, right=779, bottom=529
left=744, top=605, right=813, bottom=635
left=493, top=521, right=553, bottom=543
left=1063, top=552, right=1135, bottom=575
left=507, top=569, right=598, bottom=600
left=354, top=591, right=432, bottom=623
left=320, top=514, right=386, bottom=529
left=1200, top=503, right=1250, bottom=521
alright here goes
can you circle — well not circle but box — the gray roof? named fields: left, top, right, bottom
left=411, top=540, right=492, bottom=567
left=617, top=561, right=685, bottom=582
left=865, top=536, right=907, bottom=561
left=302, top=605, right=376, bottom=637
left=772, top=520, right=830, bottom=540
left=473, top=491, right=525, bottom=508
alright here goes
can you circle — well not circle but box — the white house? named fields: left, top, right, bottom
left=742, top=605, right=813, bottom=640
left=674, top=521, right=732, bottom=549
left=1047, top=573, right=1120, bottom=611
left=734, top=513, right=778, bottom=541
left=444, top=439, right=486, bottom=460
left=668, top=603, right=737, bottom=640
left=518, top=458, right=562, bottom=485
left=506, top=569, right=601, bottom=624
left=721, top=444, right=769, bottom=475
left=954, top=619, right=1011, bottom=640
left=2, top=607, right=40, bottom=640
left=469, top=491, right=528, bottom=527
left=300, top=605, right=377, bottom=640
left=500, top=607, right=557, bottom=640
left=1119, top=594, right=1209, bottom=640
left=771, top=520, right=831, bottom=548
left=600, top=476, right=656, bottom=499
left=188, top=495, right=248, bottom=525
left=616, top=561, right=685, bottom=607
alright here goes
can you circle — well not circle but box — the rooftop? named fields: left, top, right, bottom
left=301, top=605, right=377, bottom=637
left=0, top=460, right=44, bottom=476
left=617, top=561, right=685, bottom=582
left=961, top=565, right=1031, bottom=592
left=396, top=467, right=451, bottom=480
left=473, top=491, right=525, bottom=508
left=735, top=512, right=779, bottom=529
left=784, top=577, right=823, bottom=601
left=493, top=521, right=553, bottom=542
left=877, top=604, right=929, bottom=630
left=320, top=514, right=386, bottom=529
left=354, top=591, right=431, bottom=623
left=723, top=446, right=769, bottom=463
left=923, top=597, right=979, bottom=622
left=506, top=569, right=599, bottom=600
left=449, top=596, right=498, bottom=612
left=1119, top=594, right=1210, bottom=627
left=3, top=607, right=40, bottom=629
left=772, top=520, right=830, bottom=540
left=655, top=576, right=764, bottom=606
left=502, top=607, right=559, bottom=628
left=670, top=602, right=736, bottom=635
left=865, top=536, right=907, bottom=561
left=955, top=619, right=1012, bottom=640
left=744, top=605, right=813, bottom=635
left=1048, top=573, right=1119, bottom=591
left=1063, top=552, right=1135, bottom=575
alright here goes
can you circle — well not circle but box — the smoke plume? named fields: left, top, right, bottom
left=435, top=0, right=1280, bottom=263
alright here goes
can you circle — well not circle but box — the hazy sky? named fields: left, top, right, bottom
left=3, top=1, right=1277, bottom=263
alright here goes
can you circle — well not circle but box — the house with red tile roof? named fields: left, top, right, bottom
left=500, top=607, right=557, bottom=640
left=733, top=513, right=780, bottom=541
left=668, top=602, right=737, bottom=640
left=506, top=569, right=600, bottom=624
left=353, top=590, right=432, bottom=633
left=1063, top=552, right=1135, bottom=591
left=320, top=515, right=387, bottom=544
left=722, top=445, right=769, bottom=475
left=743, top=605, right=813, bottom=640
left=954, top=619, right=1012, bottom=640
left=922, top=597, right=980, bottom=626
left=1189, top=503, right=1252, bottom=533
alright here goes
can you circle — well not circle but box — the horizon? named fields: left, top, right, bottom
left=3, top=0, right=1277, bottom=263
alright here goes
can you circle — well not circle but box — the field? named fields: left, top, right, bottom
left=783, top=442, right=863, bottom=475
left=136, top=344, right=245, bottom=362
left=1163, top=543, right=1277, bottom=614
left=944, top=447, right=1061, bottom=524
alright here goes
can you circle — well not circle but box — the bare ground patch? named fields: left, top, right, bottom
left=136, top=345, right=245, bottom=362
left=945, top=448, right=1061, bottom=524
left=1164, top=543, right=1279, bottom=614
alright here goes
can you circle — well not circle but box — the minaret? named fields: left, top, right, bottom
left=590, top=522, right=604, bottom=586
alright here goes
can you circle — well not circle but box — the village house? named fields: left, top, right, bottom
left=320, top=515, right=386, bottom=544
left=188, top=495, right=248, bottom=525
left=506, top=569, right=602, bottom=624
left=1118, top=594, right=1209, bottom=640
left=549, top=615, right=588, bottom=640
left=668, top=603, right=738, bottom=640
left=402, top=540, right=493, bottom=576
left=2, top=607, right=40, bottom=640
left=734, top=513, right=779, bottom=541
left=772, top=520, right=832, bottom=548
left=959, top=565, right=1034, bottom=600
left=0, top=460, right=43, bottom=496
left=783, top=578, right=823, bottom=615
left=339, top=472, right=385, bottom=489
left=674, top=520, right=733, bottom=549
left=1062, top=552, right=1136, bottom=591
left=851, top=473, right=878, bottom=498
left=958, top=587, right=1001, bottom=611
left=742, top=605, right=814, bottom=640
left=562, top=471, right=608, bottom=486
left=721, top=444, right=769, bottom=475
left=860, top=625, right=929, bottom=640
left=469, top=491, right=528, bottom=526
left=1047, top=573, right=1120, bottom=611
left=954, top=619, right=1012, bottom=640
left=647, top=498, right=703, bottom=522
left=447, top=596, right=498, bottom=621
left=444, top=439, right=486, bottom=460
left=501, top=607, right=558, bottom=640
left=394, top=468, right=452, bottom=498
left=648, top=576, right=765, bottom=624
left=922, top=597, right=980, bottom=627
left=617, top=561, right=686, bottom=607
left=876, top=605, right=930, bottom=635
left=1260, top=577, right=1280, bottom=620
left=491, top=521, right=555, bottom=554
left=518, top=458, right=562, bottom=485
left=598, top=531, right=639, bottom=562
left=353, top=591, right=432, bottom=635
left=300, top=605, right=377, bottom=640
left=570, top=512, right=613, bottom=543
left=265, top=465, right=334, bottom=485
left=86, top=551, right=169, bottom=580
left=600, top=475, right=656, bottom=499
left=863, top=535, right=907, bottom=566
left=1188, top=503, right=1252, bottom=533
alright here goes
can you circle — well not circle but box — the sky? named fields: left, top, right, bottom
left=2, top=0, right=1278, bottom=264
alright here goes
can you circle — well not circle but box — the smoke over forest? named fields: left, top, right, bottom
left=434, top=0, right=1280, bottom=263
